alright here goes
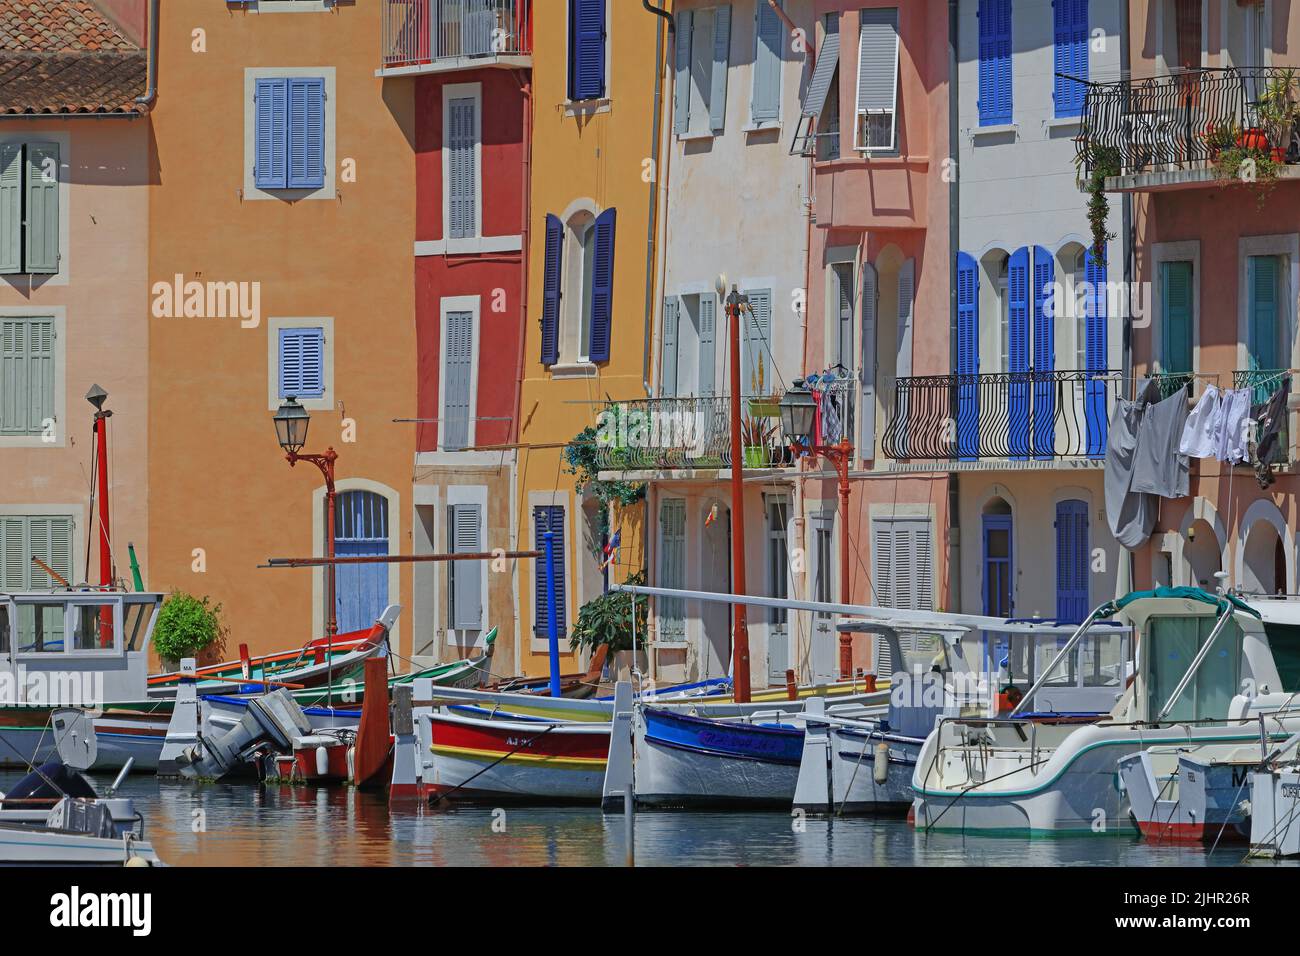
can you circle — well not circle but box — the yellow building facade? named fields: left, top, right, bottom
left=514, top=1, right=664, bottom=676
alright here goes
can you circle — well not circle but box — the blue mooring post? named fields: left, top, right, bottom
left=545, top=529, right=562, bottom=697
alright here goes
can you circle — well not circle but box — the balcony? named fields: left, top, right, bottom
left=380, top=0, right=531, bottom=77
left=1077, top=67, right=1300, bottom=192
left=881, top=370, right=1120, bottom=468
left=593, top=396, right=800, bottom=477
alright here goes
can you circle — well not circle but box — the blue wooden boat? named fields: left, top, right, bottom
left=633, top=708, right=805, bottom=808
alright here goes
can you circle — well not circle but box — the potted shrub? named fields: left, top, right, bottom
left=153, top=591, right=227, bottom=671
left=1074, top=141, right=1120, bottom=264
left=1203, top=120, right=1238, bottom=161
left=1257, top=69, right=1300, bottom=162
left=569, top=570, right=649, bottom=681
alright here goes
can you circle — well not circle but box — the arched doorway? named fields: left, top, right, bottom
left=982, top=497, right=1014, bottom=618
left=1241, top=519, right=1286, bottom=596
left=334, top=490, right=390, bottom=633
left=1184, top=518, right=1222, bottom=590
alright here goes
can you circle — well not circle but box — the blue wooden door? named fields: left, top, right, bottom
left=334, top=490, right=388, bottom=634
left=1055, top=499, right=1090, bottom=624
left=1031, top=246, right=1055, bottom=459
left=956, top=252, right=980, bottom=460
left=1084, top=250, right=1108, bottom=458
left=982, top=514, right=1013, bottom=618
left=1007, top=247, right=1031, bottom=459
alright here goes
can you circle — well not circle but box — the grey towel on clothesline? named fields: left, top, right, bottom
left=1104, top=396, right=1158, bottom=549
left=1131, top=387, right=1191, bottom=498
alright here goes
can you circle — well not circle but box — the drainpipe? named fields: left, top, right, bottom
left=948, top=0, right=962, bottom=612
left=642, top=1, right=673, bottom=396
left=134, top=0, right=160, bottom=110
left=1121, top=0, right=1136, bottom=595
left=512, top=71, right=533, bottom=447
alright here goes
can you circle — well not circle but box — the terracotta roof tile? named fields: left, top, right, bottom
left=0, top=51, right=147, bottom=114
left=0, top=0, right=136, bottom=53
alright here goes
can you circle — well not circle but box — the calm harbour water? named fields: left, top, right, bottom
left=5, top=770, right=1291, bottom=867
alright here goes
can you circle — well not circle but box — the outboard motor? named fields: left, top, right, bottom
left=1, top=759, right=97, bottom=807
left=173, top=689, right=315, bottom=780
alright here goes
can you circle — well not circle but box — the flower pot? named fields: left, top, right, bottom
left=613, top=649, right=649, bottom=682
left=1273, top=146, right=1287, bottom=163
left=1238, top=127, right=1270, bottom=151
left=743, top=445, right=767, bottom=469
left=747, top=399, right=779, bottom=418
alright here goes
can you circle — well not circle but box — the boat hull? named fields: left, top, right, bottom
left=794, top=724, right=920, bottom=815
left=426, top=713, right=610, bottom=805
left=633, top=708, right=804, bottom=809
left=0, top=822, right=161, bottom=865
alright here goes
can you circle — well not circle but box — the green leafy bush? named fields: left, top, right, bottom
left=153, top=592, right=226, bottom=665
left=569, top=571, right=648, bottom=655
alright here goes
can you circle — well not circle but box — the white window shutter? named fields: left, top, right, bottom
left=859, top=262, right=878, bottom=458
left=709, top=5, right=732, bottom=132
left=447, top=96, right=478, bottom=240
left=450, top=504, right=483, bottom=630
left=856, top=8, right=900, bottom=150
left=896, top=257, right=915, bottom=379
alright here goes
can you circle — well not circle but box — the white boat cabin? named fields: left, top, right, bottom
left=0, top=590, right=162, bottom=704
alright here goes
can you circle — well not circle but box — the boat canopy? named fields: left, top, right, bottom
left=1109, top=586, right=1261, bottom=620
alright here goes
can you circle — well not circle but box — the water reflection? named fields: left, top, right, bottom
left=3, top=771, right=1288, bottom=867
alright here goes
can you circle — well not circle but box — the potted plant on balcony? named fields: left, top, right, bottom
left=1257, top=68, right=1300, bottom=162
left=741, top=416, right=776, bottom=470
left=153, top=591, right=227, bottom=672
left=1203, top=120, right=1238, bottom=162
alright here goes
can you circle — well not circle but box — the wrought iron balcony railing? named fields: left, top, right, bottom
left=881, top=370, right=1119, bottom=462
left=594, top=396, right=795, bottom=473
left=382, top=0, right=531, bottom=70
left=1078, top=67, right=1299, bottom=178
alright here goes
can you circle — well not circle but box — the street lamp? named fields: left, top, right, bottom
left=779, top=378, right=858, bottom=681
left=273, top=397, right=340, bottom=701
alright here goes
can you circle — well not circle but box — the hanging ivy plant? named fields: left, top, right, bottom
left=564, top=422, right=647, bottom=556
left=1076, top=141, right=1120, bottom=264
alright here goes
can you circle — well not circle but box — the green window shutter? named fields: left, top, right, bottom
left=698, top=294, right=717, bottom=397
left=674, top=10, right=694, bottom=135
left=25, top=144, right=59, bottom=275
left=1249, top=255, right=1280, bottom=373
left=1161, top=260, right=1193, bottom=374
left=743, top=289, right=772, bottom=397
left=752, top=0, right=784, bottom=124
left=0, top=516, right=25, bottom=591
left=0, top=144, right=21, bottom=275
left=29, top=515, right=73, bottom=588
left=660, top=297, right=679, bottom=397
left=1, top=318, right=53, bottom=437
left=709, top=5, right=732, bottom=133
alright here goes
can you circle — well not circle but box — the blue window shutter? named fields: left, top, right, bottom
left=450, top=504, right=483, bottom=630
left=447, top=96, right=478, bottom=240
left=279, top=327, right=325, bottom=400
left=569, top=0, right=607, bottom=101
left=698, top=295, right=717, bottom=397
left=674, top=10, right=694, bottom=134
left=1007, top=246, right=1031, bottom=457
left=1084, top=249, right=1108, bottom=457
left=288, top=77, right=325, bottom=189
left=752, top=0, right=783, bottom=124
left=25, top=143, right=59, bottom=274
left=534, top=506, right=567, bottom=636
left=0, top=143, right=20, bottom=275
left=661, top=297, right=679, bottom=397
left=1031, top=246, right=1056, bottom=458
left=744, top=289, right=772, bottom=397
left=978, top=0, right=1013, bottom=126
left=1250, top=255, right=1280, bottom=374
left=442, top=311, right=474, bottom=451
left=334, top=491, right=389, bottom=634
left=1053, top=0, right=1089, bottom=118
left=710, top=5, right=732, bottom=133
left=255, top=78, right=288, bottom=189
left=541, top=214, right=563, bottom=366
left=956, top=252, right=980, bottom=460
left=588, top=208, right=616, bottom=363
left=1055, top=499, right=1089, bottom=624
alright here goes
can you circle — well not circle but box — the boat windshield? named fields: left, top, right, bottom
left=985, top=629, right=1127, bottom=689
left=1263, top=622, right=1300, bottom=694
left=1146, top=614, right=1243, bottom=722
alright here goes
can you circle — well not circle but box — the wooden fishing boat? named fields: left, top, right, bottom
left=426, top=711, right=610, bottom=805
left=487, top=644, right=607, bottom=699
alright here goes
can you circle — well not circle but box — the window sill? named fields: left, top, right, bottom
left=549, top=362, right=599, bottom=379
left=970, top=123, right=1018, bottom=140
left=1045, top=115, right=1083, bottom=130
left=676, top=130, right=715, bottom=142
left=743, top=121, right=781, bottom=134
left=564, top=98, right=611, bottom=118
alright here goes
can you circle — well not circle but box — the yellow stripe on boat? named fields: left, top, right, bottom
left=431, top=744, right=606, bottom=769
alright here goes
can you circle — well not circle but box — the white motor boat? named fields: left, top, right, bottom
left=912, top=587, right=1300, bottom=836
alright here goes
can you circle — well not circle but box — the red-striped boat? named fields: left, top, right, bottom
left=427, top=712, right=610, bottom=805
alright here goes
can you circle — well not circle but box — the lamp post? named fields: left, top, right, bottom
left=779, top=379, right=856, bottom=680
left=273, top=397, right=339, bottom=701
left=722, top=279, right=753, bottom=703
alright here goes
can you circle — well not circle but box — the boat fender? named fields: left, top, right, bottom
left=315, top=745, right=330, bottom=777
left=873, top=742, right=889, bottom=785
